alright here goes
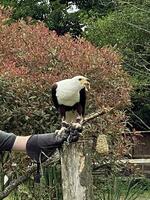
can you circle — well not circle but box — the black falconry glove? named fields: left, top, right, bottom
left=66, top=123, right=83, bottom=143
left=26, top=123, right=82, bottom=183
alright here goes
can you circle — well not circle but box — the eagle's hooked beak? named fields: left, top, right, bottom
left=83, top=78, right=90, bottom=91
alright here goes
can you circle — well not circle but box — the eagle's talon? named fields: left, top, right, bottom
left=76, top=116, right=83, bottom=124
left=55, top=130, right=59, bottom=134
left=64, top=140, right=70, bottom=146
left=79, top=132, right=83, bottom=136
left=72, top=123, right=83, bottom=132
left=61, top=120, right=70, bottom=128
left=66, top=135, right=72, bottom=143
left=56, top=127, right=67, bottom=135
left=76, top=117, right=81, bottom=123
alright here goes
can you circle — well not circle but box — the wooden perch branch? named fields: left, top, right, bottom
left=82, top=107, right=114, bottom=125
left=0, top=152, right=59, bottom=200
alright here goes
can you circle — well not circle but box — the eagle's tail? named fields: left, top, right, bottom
left=65, top=111, right=78, bottom=123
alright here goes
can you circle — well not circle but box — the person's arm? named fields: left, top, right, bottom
left=0, top=123, right=82, bottom=153
left=0, top=130, right=31, bottom=152
left=12, top=135, right=31, bottom=151
left=0, top=124, right=82, bottom=183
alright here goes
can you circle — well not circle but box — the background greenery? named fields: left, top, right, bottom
left=1, top=0, right=149, bottom=130
left=0, top=0, right=149, bottom=199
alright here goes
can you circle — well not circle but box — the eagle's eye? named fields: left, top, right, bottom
left=79, top=78, right=82, bottom=81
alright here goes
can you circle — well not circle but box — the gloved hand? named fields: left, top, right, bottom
left=56, top=121, right=82, bottom=143
left=67, top=123, right=83, bottom=143
left=26, top=123, right=83, bottom=163
left=26, top=124, right=83, bottom=183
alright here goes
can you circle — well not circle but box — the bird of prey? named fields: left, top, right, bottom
left=51, top=75, right=90, bottom=123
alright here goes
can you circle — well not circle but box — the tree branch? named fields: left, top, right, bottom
left=127, top=108, right=150, bottom=130
left=82, top=107, right=114, bottom=125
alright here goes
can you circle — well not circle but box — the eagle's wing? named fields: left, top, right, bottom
left=79, top=88, right=86, bottom=116
left=51, top=83, right=59, bottom=110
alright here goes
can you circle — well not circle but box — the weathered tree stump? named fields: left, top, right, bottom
left=60, top=139, right=93, bottom=200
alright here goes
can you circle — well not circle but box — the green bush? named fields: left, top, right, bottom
left=94, top=176, right=147, bottom=200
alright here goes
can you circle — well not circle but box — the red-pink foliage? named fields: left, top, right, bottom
left=0, top=7, right=131, bottom=110
left=0, top=6, right=132, bottom=141
left=0, top=6, right=133, bottom=175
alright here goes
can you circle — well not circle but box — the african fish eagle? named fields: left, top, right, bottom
left=51, top=76, right=90, bottom=123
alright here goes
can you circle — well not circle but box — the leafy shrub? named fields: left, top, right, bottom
left=0, top=5, right=132, bottom=199
left=0, top=6, right=131, bottom=136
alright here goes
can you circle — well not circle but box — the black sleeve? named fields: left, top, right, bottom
left=0, top=130, right=16, bottom=152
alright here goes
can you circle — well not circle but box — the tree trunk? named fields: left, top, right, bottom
left=60, top=139, right=93, bottom=200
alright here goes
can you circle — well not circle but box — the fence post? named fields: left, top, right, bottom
left=60, top=139, right=93, bottom=200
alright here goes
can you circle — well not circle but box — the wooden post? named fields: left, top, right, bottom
left=60, top=139, right=93, bottom=200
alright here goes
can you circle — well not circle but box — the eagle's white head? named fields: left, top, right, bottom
left=71, top=75, right=90, bottom=91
